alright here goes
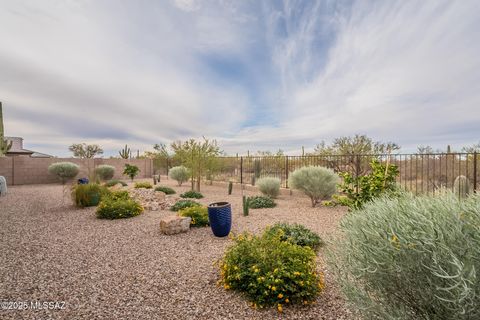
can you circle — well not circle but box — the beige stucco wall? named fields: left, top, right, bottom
left=0, top=156, right=153, bottom=185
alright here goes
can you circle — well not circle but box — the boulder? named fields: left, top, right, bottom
left=160, top=215, right=191, bottom=235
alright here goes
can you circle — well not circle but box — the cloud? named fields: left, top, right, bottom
left=0, top=0, right=479, bottom=156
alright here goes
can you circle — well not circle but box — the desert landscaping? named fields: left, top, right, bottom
left=1, top=178, right=351, bottom=320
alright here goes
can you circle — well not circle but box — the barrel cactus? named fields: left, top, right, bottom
left=0, top=176, right=7, bottom=196
left=453, top=175, right=471, bottom=199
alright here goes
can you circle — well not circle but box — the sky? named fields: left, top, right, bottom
left=1, top=0, right=479, bottom=157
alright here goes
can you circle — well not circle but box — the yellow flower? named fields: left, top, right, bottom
left=224, top=284, right=230, bottom=290
left=303, top=300, right=309, bottom=305
left=285, top=298, right=290, bottom=303
left=271, top=286, right=276, bottom=291
left=293, top=271, right=301, bottom=276
left=391, top=234, right=401, bottom=249
left=277, top=293, right=284, bottom=299
left=277, top=304, right=283, bottom=313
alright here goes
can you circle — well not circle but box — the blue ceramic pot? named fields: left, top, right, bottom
left=208, top=202, right=232, bottom=237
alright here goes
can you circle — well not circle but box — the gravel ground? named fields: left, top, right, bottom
left=0, top=179, right=353, bottom=320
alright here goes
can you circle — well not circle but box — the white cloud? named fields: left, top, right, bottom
left=0, top=0, right=479, bottom=156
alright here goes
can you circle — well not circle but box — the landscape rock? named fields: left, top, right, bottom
left=128, top=188, right=175, bottom=211
left=160, top=215, right=191, bottom=235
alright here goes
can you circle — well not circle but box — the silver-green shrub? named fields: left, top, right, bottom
left=453, top=175, right=471, bottom=199
left=289, top=166, right=339, bottom=207
left=95, top=165, right=115, bottom=181
left=168, top=166, right=189, bottom=186
left=256, top=177, right=280, bottom=198
left=0, top=176, right=7, bottom=196
left=330, top=192, right=480, bottom=320
left=48, top=162, right=80, bottom=184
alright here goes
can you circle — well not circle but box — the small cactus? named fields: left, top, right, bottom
left=228, top=181, right=233, bottom=195
left=0, top=102, right=12, bottom=157
left=242, top=195, right=249, bottom=216
left=453, top=175, right=470, bottom=199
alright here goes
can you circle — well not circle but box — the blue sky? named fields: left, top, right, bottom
left=1, top=0, right=479, bottom=156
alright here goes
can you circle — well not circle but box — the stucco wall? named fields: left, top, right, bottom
left=0, top=156, right=153, bottom=185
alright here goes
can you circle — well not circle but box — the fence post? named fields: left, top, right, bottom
left=474, top=152, right=478, bottom=193
left=285, top=156, right=289, bottom=188
left=12, top=156, right=15, bottom=186
left=240, top=156, right=243, bottom=184
left=355, top=155, right=360, bottom=193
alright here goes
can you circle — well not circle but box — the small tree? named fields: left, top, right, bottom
left=95, top=165, right=115, bottom=182
left=48, top=162, right=80, bottom=204
left=289, top=166, right=339, bottom=207
left=123, top=164, right=139, bottom=181
left=168, top=166, right=189, bottom=186
left=69, top=143, right=103, bottom=158
left=313, top=134, right=400, bottom=176
left=171, top=137, right=222, bottom=192
left=338, top=159, right=399, bottom=210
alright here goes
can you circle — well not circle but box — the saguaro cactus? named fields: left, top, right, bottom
left=119, top=144, right=131, bottom=159
left=453, top=175, right=470, bottom=199
left=0, top=102, right=12, bottom=157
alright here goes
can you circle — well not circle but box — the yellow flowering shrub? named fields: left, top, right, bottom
left=219, top=231, right=324, bottom=309
left=178, top=206, right=209, bottom=227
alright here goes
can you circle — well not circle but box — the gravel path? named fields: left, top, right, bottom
left=0, top=179, right=352, bottom=319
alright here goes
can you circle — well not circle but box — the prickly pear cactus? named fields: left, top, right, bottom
left=453, top=175, right=470, bottom=199
left=0, top=176, right=7, bottom=196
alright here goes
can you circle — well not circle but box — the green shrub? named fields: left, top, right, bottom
left=155, top=186, right=176, bottom=195
left=178, top=206, right=209, bottom=227
left=264, top=223, right=323, bottom=250
left=72, top=183, right=108, bottom=207
left=219, top=232, right=324, bottom=311
left=105, top=190, right=130, bottom=201
left=338, top=159, right=399, bottom=210
left=123, top=163, right=139, bottom=181
left=94, top=165, right=115, bottom=181
left=257, top=177, right=281, bottom=198
left=247, top=196, right=276, bottom=209
left=330, top=192, right=480, bottom=320
left=168, top=166, right=189, bottom=186
left=96, top=197, right=143, bottom=219
left=170, top=199, right=200, bottom=211
left=105, top=179, right=127, bottom=187
left=180, top=190, right=204, bottom=199
left=48, top=162, right=79, bottom=184
left=289, top=166, right=339, bottom=207
left=134, top=182, right=153, bottom=189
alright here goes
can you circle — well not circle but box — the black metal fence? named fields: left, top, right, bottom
left=153, top=153, right=479, bottom=195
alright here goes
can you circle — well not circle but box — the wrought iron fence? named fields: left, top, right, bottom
left=153, top=153, right=479, bottom=195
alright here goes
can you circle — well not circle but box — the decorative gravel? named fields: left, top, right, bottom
left=0, top=179, right=353, bottom=319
